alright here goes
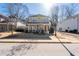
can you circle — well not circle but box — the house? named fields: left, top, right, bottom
left=15, top=20, right=27, bottom=32
left=0, top=14, right=11, bottom=32
left=26, top=14, right=50, bottom=33
left=0, top=14, right=26, bottom=32
left=9, top=15, right=27, bottom=31
left=57, top=14, right=79, bottom=32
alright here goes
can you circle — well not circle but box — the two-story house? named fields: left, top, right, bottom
left=26, top=14, right=50, bottom=33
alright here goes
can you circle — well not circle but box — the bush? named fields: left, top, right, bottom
left=41, top=30, right=44, bottom=34
left=33, top=30, right=45, bottom=34
left=25, top=30, right=28, bottom=33
left=15, top=29, right=24, bottom=32
left=69, top=29, right=78, bottom=33
left=28, top=30, right=32, bottom=33
left=65, top=30, right=68, bottom=32
left=69, top=30, right=73, bottom=33
left=49, top=28, right=54, bottom=34
left=73, top=29, right=78, bottom=33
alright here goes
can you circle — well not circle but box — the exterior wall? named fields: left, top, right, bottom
left=16, top=22, right=26, bottom=29
left=27, top=15, right=50, bottom=33
left=0, top=23, right=15, bottom=32
left=10, top=18, right=27, bottom=31
left=0, top=24, right=7, bottom=32
left=0, top=17, right=9, bottom=32
left=57, top=17, right=78, bottom=32
left=28, top=16, right=49, bottom=23
left=27, top=24, right=49, bottom=33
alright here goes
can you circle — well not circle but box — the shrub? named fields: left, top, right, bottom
left=65, top=30, right=68, bottom=32
left=25, top=30, right=28, bottom=33
left=73, top=29, right=78, bottom=33
left=15, top=29, right=24, bottom=32
left=69, top=29, right=78, bottom=33
left=69, top=30, right=73, bottom=33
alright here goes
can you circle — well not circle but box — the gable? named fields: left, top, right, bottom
left=28, top=14, right=49, bottom=23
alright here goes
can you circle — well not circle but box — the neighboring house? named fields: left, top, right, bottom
left=0, top=14, right=26, bottom=32
left=9, top=15, right=27, bottom=31
left=57, top=14, right=79, bottom=32
left=27, top=14, right=50, bottom=33
left=0, top=14, right=11, bottom=32
left=16, top=20, right=27, bottom=31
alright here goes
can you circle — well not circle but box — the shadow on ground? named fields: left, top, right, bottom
left=1, top=32, right=51, bottom=40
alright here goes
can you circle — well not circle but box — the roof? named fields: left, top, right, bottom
left=27, top=14, right=50, bottom=23
left=0, top=14, right=9, bottom=19
left=29, top=14, right=48, bottom=17
left=0, top=14, right=9, bottom=23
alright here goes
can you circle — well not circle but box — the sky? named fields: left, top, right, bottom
left=26, top=3, right=48, bottom=15
left=0, top=3, right=79, bottom=17
left=0, top=3, right=8, bottom=15
left=0, top=3, right=49, bottom=16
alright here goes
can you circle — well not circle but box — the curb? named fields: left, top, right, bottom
left=0, top=40, right=71, bottom=43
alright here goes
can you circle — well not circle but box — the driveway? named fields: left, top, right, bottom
left=57, top=32, right=79, bottom=43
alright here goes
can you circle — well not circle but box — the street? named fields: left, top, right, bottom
left=0, top=43, right=79, bottom=56
left=0, top=43, right=71, bottom=56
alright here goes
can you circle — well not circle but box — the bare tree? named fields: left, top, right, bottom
left=65, top=4, right=76, bottom=17
left=50, top=5, right=59, bottom=35
left=6, top=3, right=29, bottom=35
left=6, top=3, right=29, bottom=19
left=60, top=3, right=78, bottom=19
left=50, top=3, right=79, bottom=35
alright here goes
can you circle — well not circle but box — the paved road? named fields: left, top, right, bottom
left=0, top=43, right=70, bottom=56
left=0, top=43, right=79, bottom=56
left=64, top=44, right=79, bottom=56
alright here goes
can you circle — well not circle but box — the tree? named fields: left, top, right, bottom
left=6, top=3, right=29, bottom=35
left=64, top=4, right=77, bottom=18
left=50, top=5, right=59, bottom=35
left=60, top=3, right=78, bottom=19
left=6, top=3, right=29, bottom=20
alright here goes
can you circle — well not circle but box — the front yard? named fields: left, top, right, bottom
left=1, top=32, right=50, bottom=40
left=0, top=32, right=20, bottom=39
